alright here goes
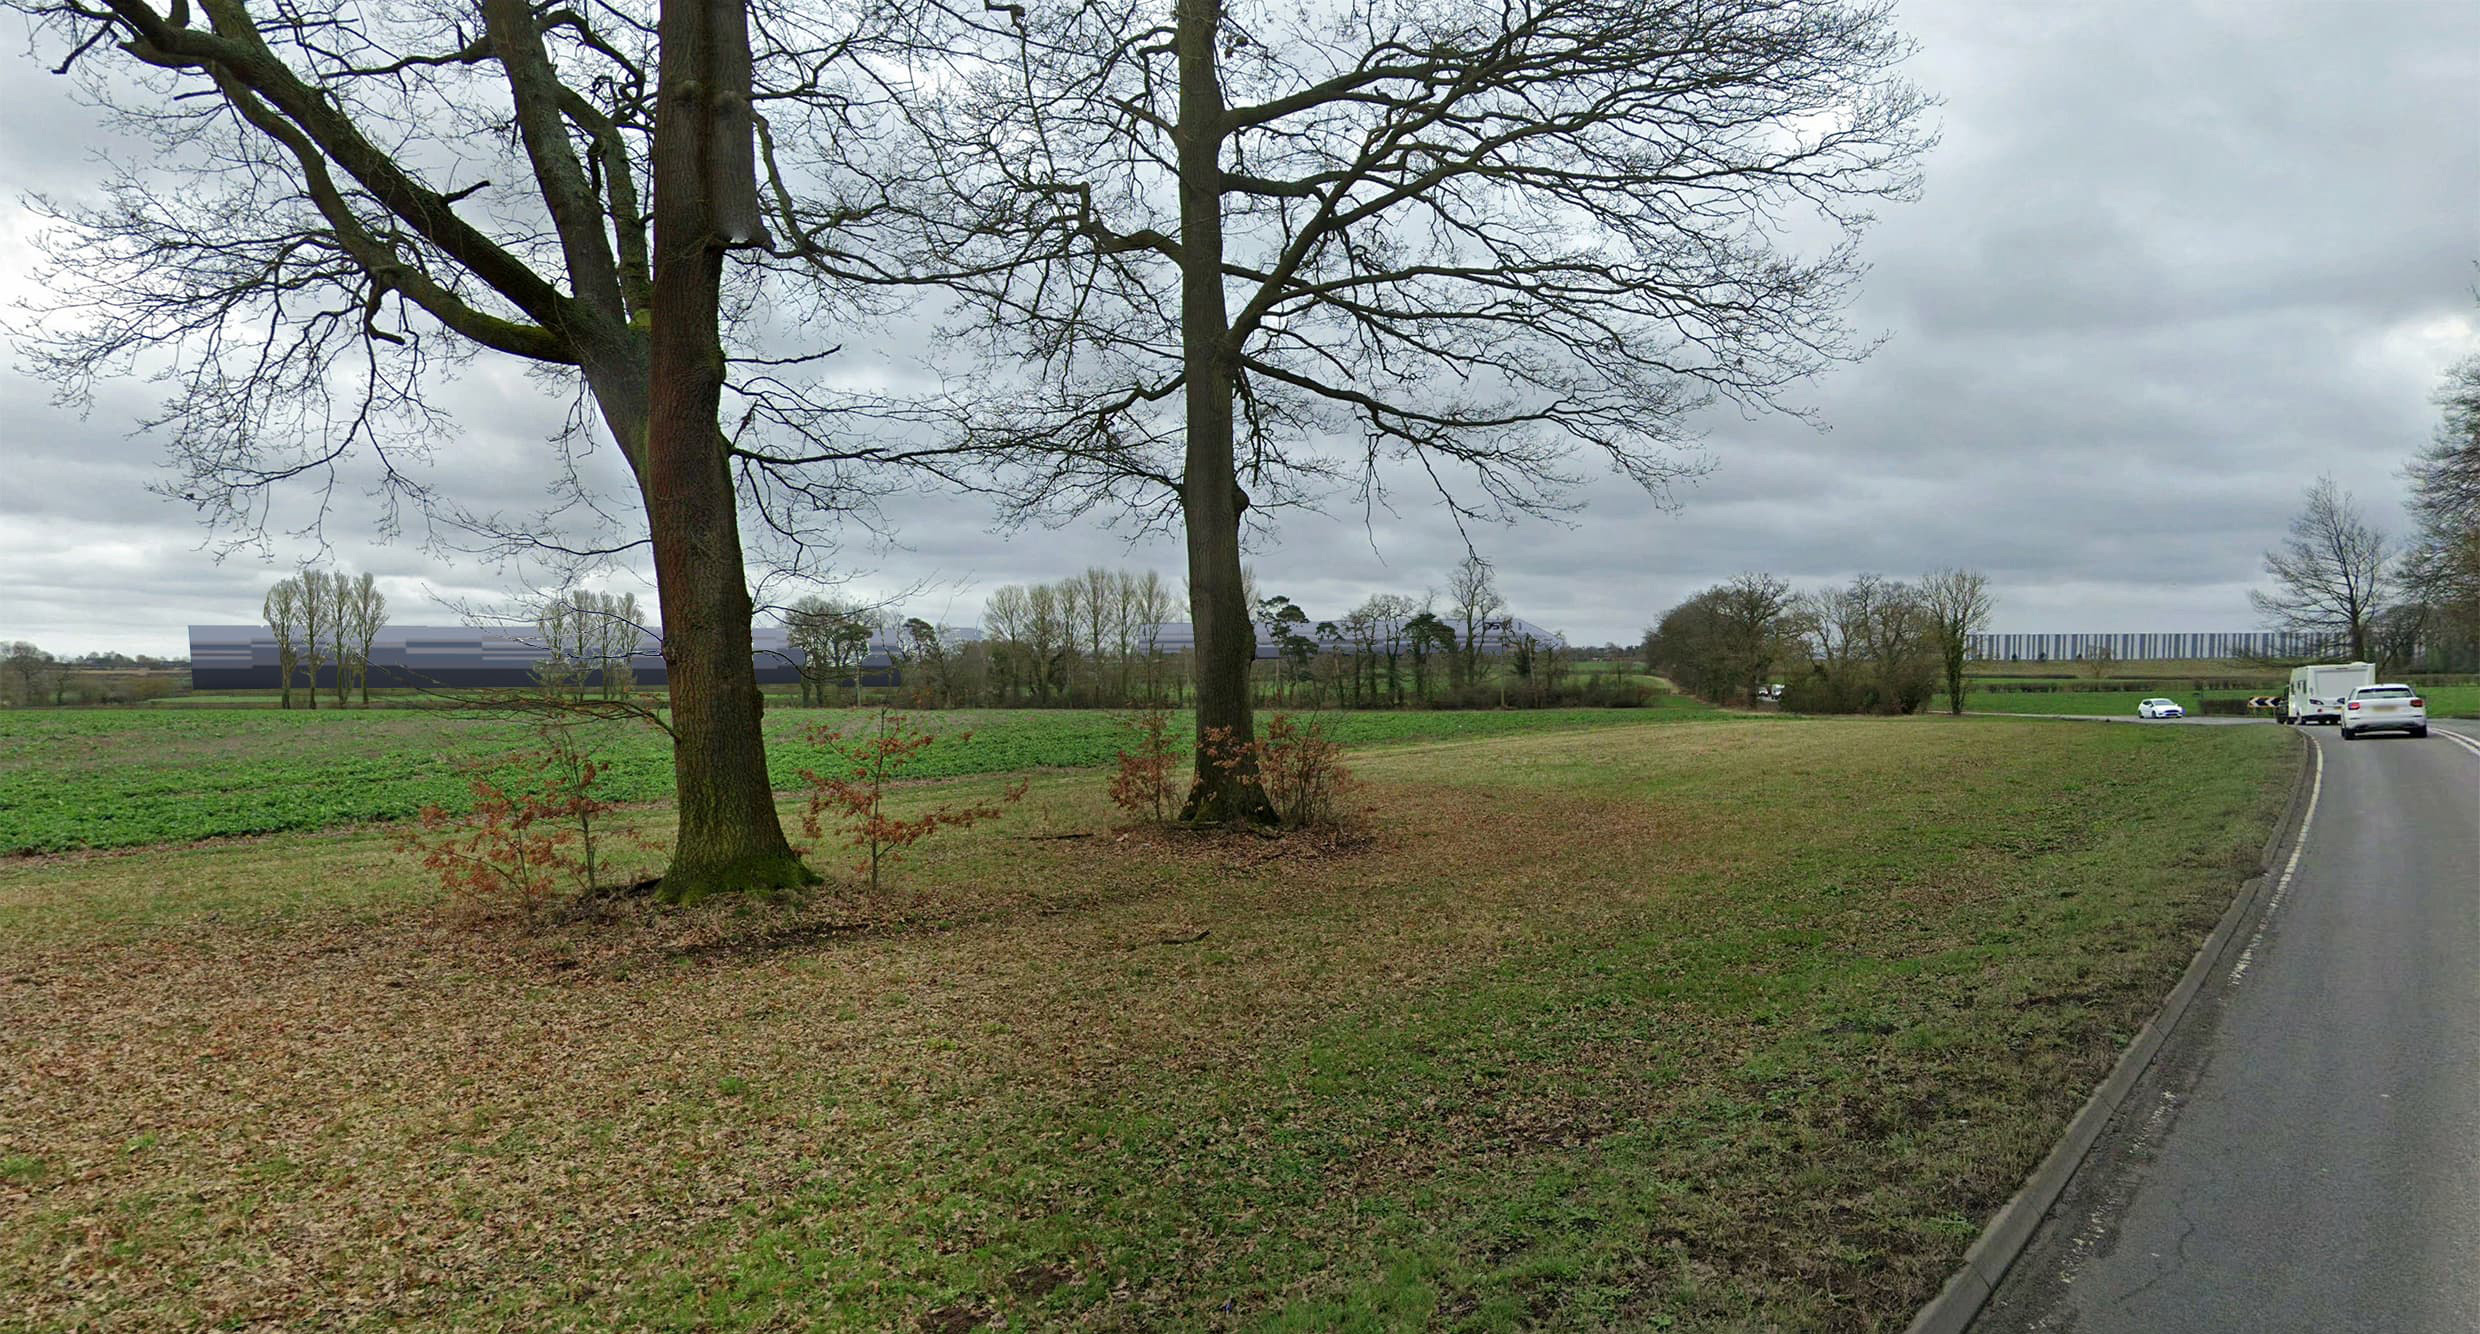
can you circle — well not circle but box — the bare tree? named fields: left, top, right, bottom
left=3, top=0, right=961, bottom=896
left=297, top=568, right=331, bottom=711
left=896, top=617, right=954, bottom=707
left=1404, top=609, right=1453, bottom=703
left=597, top=591, right=645, bottom=699
left=1710, top=573, right=1796, bottom=706
left=338, top=572, right=387, bottom=704
left=2077, top=639, right=2116, bottom=681
left=261, top=578, right=301, bottom=710
left=534, top=588, right=586, bottom=700
left=2, top=642, right=53, bottom=708
left=2401, top=346, right=2480, bottom=665
left=1027, top=582, right=1071, bottom=704
left=785, top=595, right=874, bottom=708
left=1920, top=568, right=1995, bottom=716
left=911, top=0, right=1930, bottom=819
left=982, top=584, right=1038, bottom=705
left=1446, top=555, right=1508, bottom=691
left=1129, top=570, right=1180, bottom=703
left=2252, top=477, right=2387, bottom=663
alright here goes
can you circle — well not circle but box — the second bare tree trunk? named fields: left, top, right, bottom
left=1172, top=0, right=1276, bottom=825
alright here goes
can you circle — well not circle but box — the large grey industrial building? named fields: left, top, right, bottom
left=1960, top=631, right=2320, bottom=663
left=187, top=617, right=1569, bottom=690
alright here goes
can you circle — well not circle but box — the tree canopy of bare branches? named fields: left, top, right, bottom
left=2401, top=345, right=2480, bottom=663
left=1920, top=568, right=1994, bottom=716
left=6, top=0, right=947, bottom=894
left=903, top=0, right=1932, bottom=818
left=2252, top=476, right=2387, bottom=664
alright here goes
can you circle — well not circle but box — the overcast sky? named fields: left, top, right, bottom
left=2, top=0, right=2475, bottom=657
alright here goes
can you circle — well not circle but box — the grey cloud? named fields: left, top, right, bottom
left=2, top=0, right=2475, bottom=655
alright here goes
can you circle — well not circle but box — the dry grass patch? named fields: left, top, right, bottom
left=1, top=720, right=2293, bottom=1331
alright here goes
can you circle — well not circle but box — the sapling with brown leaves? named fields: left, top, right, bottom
left=1107, top=704, right=1183, bottom=824
left=799, top=712, right=1027, bottom=891
left=395, top=720, right=632, bottom=928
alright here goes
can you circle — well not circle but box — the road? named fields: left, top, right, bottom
left=1974, top=718, right=2480, bottom=1333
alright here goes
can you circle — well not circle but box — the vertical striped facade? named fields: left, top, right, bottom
left=1963, top=631, right=2324, bottom=662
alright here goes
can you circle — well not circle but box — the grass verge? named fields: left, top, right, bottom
left=0, top=718, right=2292, bottom=1330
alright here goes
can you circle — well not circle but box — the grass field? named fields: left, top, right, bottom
left=0, top=716, right=2295, bottom=1330
left=0, top=701, right=1718, bottom=854
left=1947, top=684, right=2480, bottom=718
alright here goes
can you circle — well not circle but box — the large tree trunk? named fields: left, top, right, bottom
left=1173, top=0, right=1276, bottom=826
left=642, top=0, right=814, bottom=900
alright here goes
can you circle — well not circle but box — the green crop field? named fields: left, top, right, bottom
left=0, top=700, right=1720, bottom=854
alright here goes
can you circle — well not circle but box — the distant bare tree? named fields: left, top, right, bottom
left=2252, top=476, right=2387, bottom=663
left=596, top=592, right=644, bottom=699
left=1791, top=573, right=1932, bottom=712
left=1026, top=583, right=1071, bottom=704
left=2401, top=346, right=2480, bottom=666
left=914, top=0, right=1930, bottom=819
left=339, top=572, right=387, bottom=704
left=1446, top=555, right=1508, bottom=690
left=297, top=569, right=332, bottom=711
left=785, top=596, right=875, bottom=707
left=1710, top=573, right=1796, bottom=706
left=3, top=642, right=52, bottom=708
left=1404, top=611, right=1454, bottom=703
left=261, top=579, right=301, bottom=710
left=896, top=617, right=954, bottom=708
left=533, top=589, right=588, bottom=701
left=1920, top=569, right=1995, bottom=716
left=982, top=584, right=1039, bottom=705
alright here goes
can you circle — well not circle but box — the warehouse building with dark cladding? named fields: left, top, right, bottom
left=188, top=625, right=891, bottom=690
left=188, top=617, right=1572, bottom=690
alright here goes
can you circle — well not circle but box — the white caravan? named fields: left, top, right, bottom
left=2284, top=661, right=2375, bottom=725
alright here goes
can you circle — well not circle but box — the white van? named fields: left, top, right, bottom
left=2284, top=661, right=2374, bottom=726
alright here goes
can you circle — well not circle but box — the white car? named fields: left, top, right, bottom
left=2341, top=684, right=2427, bottom=740
left=2137, top=698, right=2185, bottom=719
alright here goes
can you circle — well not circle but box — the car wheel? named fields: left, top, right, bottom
left=2343, top=726, right=2359, bottom=739
left=2413, top=726, right=2428, bottom=738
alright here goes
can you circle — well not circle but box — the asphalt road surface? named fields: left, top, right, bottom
left=1974, top=719, right=2480, bottom=1333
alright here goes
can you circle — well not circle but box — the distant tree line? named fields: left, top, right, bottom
left=1647, top=570, right=1994, bottom=714
left=0, top=643, right=191, bottom=707
left=260, top=569, right=387, bottom=708
left=532, top=589, right=646, bottom=701
left=770, top=555, right=1635, bottom=713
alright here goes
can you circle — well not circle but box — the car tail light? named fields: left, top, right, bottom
left=2348, top=701, right=2361, bottom=710
left=2411, top=698, right=2423, bottom=707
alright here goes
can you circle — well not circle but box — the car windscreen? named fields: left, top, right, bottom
left=2356, top=686, right=2414, bottom=698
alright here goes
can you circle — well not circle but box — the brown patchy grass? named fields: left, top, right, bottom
left=0, top=718, right=2293, bottom=1331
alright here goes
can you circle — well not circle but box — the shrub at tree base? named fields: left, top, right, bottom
left=394, top=726, right=633, bottom=929
left=1108, top=705, right=1182, bottom=824
left=1202, top=713, right=1360, bottom=832
left=800, top=712, right=1027, bottom=892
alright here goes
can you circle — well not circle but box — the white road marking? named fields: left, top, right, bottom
left=2228, top=738, right=2324, bottom=986
left=2436, top=727, right=2480, bottom=760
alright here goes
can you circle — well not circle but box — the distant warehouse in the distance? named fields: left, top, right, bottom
left=188, top=616, right=1567, bottom=690
left=1964, top=632, right=2323, bottom=662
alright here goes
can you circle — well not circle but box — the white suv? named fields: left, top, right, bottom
left=2341, top=684, right=2427, bottom=740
